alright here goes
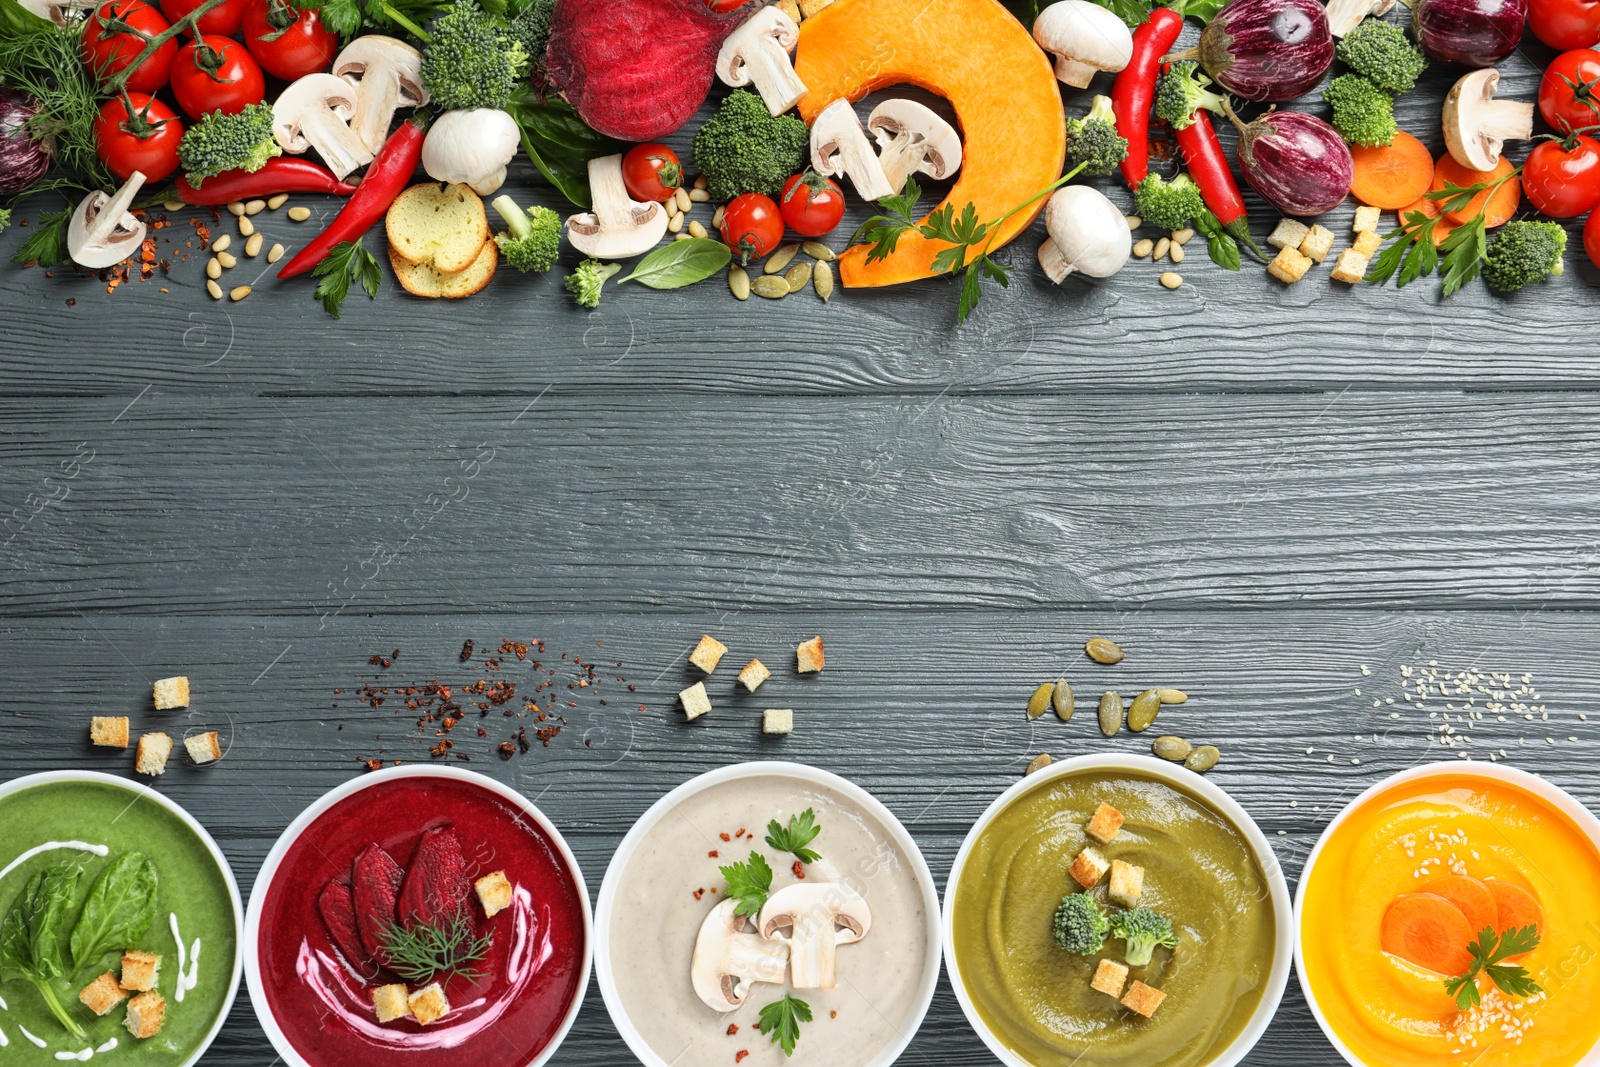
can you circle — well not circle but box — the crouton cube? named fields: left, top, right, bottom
left=1121, top=980, right=1167, bottom=1018
left=796, top=636, right=825, bottom=673
left=738, top=658, right=771, bottom=692
left=1267, top=246, right=1312, bottom=284
left=680, top=682, right=712, bottom=721
left=124, top=991, right=166, bottom=1039
left=135, top=732, right=173, bottom=776
left=1068, top=846, right=1109, bottom=889
left=90, top=716, right=130, bottom=749
left=372, top=983, right=412, bottom=1023
left=763, top=708, right=793, bottom=735
left=1331, top=248, right=1370, bottom=285
left=475, top=870, right=513, bottom=918
left=184, top=731, right=222, bottom=765
left=1267, top=218, right=1309, bottom=250
left=79, top=972, right=128, bottom=1016
left=1298, top=224, right=1335, bottom=264
left=152, top=676, right=189, bottom=710
left=774, top=0, right=800, bottom=19
left=408, top=982, right=451, bottom=1026
left=1109, top=860, right=1145, bottom=908
left=120, top=950, right=161, bottom=992
left=797, top=0, right=833, bottom=16
left=1353, top=230, right=1382, bottom=257
left=1353, top=205, right=1382, bottom=234
left=1084, top=802, right=1125, bottom=844
left=689, top=635, right=727, bottom=673
left=1091, top=957, right=1129, bottom=999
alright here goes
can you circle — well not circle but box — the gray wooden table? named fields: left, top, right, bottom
left=4, top=14, right=1600, bottom=1064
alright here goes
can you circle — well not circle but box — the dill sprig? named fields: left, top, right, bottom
left=376, top=911, right=492, bottom=984
left=0, top=12, right=115, bottom=193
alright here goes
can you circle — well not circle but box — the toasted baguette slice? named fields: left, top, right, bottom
left=385, top=183, right=489, bottom=273
left=389, top=239, right=497, bottom=299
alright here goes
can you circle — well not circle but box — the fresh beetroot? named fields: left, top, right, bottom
left=1412, top=0, right=1526, bottom=67
left=397, top=826, right=473, bottom=927
left=1229, top=107, right=1353, bottom=215
left=1197, top=0, right=1333, bottom=101
left=351, top=844, right=405, bottom=959
left=318, top=881, right=371, bottom=971
left=545, top=0, right=752, bottom=141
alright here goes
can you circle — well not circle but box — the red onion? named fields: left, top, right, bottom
left=1229, top=107, right=1353, bottom=216
left=1412, top=0, right=1526, bottom=67
left=0, top=88, right=52, bottom=195
left=1198, top=0, right=1334, bottom=102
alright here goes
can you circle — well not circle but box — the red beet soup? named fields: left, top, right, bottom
left=256, top=776, right=586, bottom=1067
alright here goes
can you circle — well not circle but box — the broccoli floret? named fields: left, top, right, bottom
left=1154, top=61, right=1229, bottom=130
left=1110, top=907, right=1178, bottom=967
left=1482, top=221, right=1567, bottom=292
left=691, top=90, right=809, bottom=202
left=1336, top=19, right=1427, bottom=96
left=508, top=0, right=556, bottom=73
left=420, top=0, right=529, bottom=111
left=1053, top=893, right=1111, bottom=954
left=1323, top=74, right=1397, bottom=148
left=1133, top=173, right=1203, bottom=231
left=565, top=258, right=621, bottom=308
left=0, top=207, right=10, bottom=235
left=178, top=103, right=282, bottom=184
left=1065, top=95, right=1129, bottom=178
left=490, top=195, right=561, bottom=273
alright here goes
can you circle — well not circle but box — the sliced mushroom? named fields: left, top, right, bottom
left=717, top=4, right=808, bottom=117
left=422, top=109, right=520, bottom=195
left=757, top=882, right=872, bottom=991
left=1038, top=185, right=1131, bottom=283
left=1442, top=68, right=1533, bottom=172
left=333, top=35, right=428, bottom=155
left=1032, top=0, right=1134, bottom=88
left=691, top=898, right=791, bottom=1013
left=67, top=170, right=147, bottom=269
left=1323, top=0, right=1395, bottom=36
left=17, top=0, right=96, bottom=24
left=810, top=99, right=894, bottom=203
left=272, top=73, right=373, bottom=181
left=867, top=99, right=962, bottom=192
left=565, top=153, right=670, bottom=259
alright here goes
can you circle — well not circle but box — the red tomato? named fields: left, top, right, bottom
left=1540, top=49, right=1600, bottom=134
left=1585, top=207, right=1600, bottom=268
left=242, top=0, right=338, bottom=81
left=1531, top=0, right=1600, bottom=50
left=720, top=193, right=784, bottom=263
left=80, top=0, right=177, bottom=93
left=94, top=92, right=183, bottom=182
left=620, top=143, right=683, bottom=203
left=171, top=36, right=265, bottom=119
left=160, top=0, right=247, bottom=36
left=779, top=171, right=846, bottom=236
left=1524, top=134, right=1600, bottom=216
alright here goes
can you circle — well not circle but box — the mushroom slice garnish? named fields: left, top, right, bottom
left=67, top=170, right=148, bottom=270
left=272, top=73, right=373, bottom=181
left=717, top=4, right=807, bottom=117
left=1323, top=0, right=1395, bottom=37
left=810, top=99, right=894, bottom=203
left=565, top=153, right=670, bottom=260
left=757, top=882, right=872, bottom=991
left=1442, top=68, right=1533, bottom=173
left=333, top=35, right=428, bottom=155
left=691, top=898, right=791, bottom=1013
left=867, top=99, right=963, bottom=193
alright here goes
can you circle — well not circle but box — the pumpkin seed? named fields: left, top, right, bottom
left=267, top=193, right=289, bottom=210
left=1185, top=745, right=1220, bottom=773
left=764, top=243, right=800, bottom=274
left=288, top=206, right=311, bottom=222
left=1097, top=691, right=1123, bottom=737
left=1152, top=735, right=1192, bottom=761
left=729, top=266, right=750, bottom=301
left=751, top=275, right=789, bottom=299
left=784, top=261, right=812, bottom=292
left=1128, top=689, right=1161, bottom=732
left=814, top=260, right=834, bottom=302
left=1051, top=678, right=1074, bottom=721
left=803, top=241, right=836, bottom=261
left=1026, top=683, right=1054, bottom=720
left=1026, top=753, right=1053, bottom=776
left=1085, top=637, right=1124, bottom=664
left=211, top=234, right=231, bottom=253
left=1156, top=688, right=1188, bottom=705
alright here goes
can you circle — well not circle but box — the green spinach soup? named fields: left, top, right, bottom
left=0, top=779, right=238, bottom=1065
left=950, top=771, right=1274, bottom=1067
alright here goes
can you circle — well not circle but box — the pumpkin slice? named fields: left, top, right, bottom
left=795, top=0, right=1066, bottom=288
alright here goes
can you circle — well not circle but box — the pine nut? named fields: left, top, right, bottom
left=665, top=197, right=680, bottom=218
left=1173, top=227, right=1195, bottom=245
left=238, top=215, right=254, bottom=237
left=206, top=279, right=223, bottom=300
left=688, top=220, right=708, bottom=239
left=1169, top=243, right=1185, bottom=264
left=215, top=251, right=237, bottom=268
left=674, top=232, right=692, bottom=240
left=674, top=186, right=692, bottom=213
left=287, top=206, right=311, bottom=222
left=229, top=285, right=251, bottom=301
left=245, top=233, right=263, bottom=257
left=1132, top=238, right=1153, bottom=258
left=693, top=174, right=708, bottom=191
left=667, top=212, right=684, bottom=233
left=1125, top=214, right=1141, bottom=229
left=205, top=257, right=222, bottom=279
left=1159, top=271, right=1183, bottom=289
left=267, top=193, right=289, bottom=210
left=244, top=199, right=266, bottom=215
left=712, top=206, right=725, bottom=229
left=1153, top=237, right=1170, bottom=261
left=227, top=201, right=245, bottom=215
left=162, top=199, right=184, bottom=211
left=689, top=188, right=710, bottom=202
left=211, top=234, right=231, bottom=253
left=267, top=243, right=285, bottom=264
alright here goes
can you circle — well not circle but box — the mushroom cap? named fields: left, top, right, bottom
left=867, top=98, right=963, bottom=181
left=67, top=171, right=147, bottom=270
left=716, top=3, right=800, bottom=85
left=1032, top=0, right=1134, bottom=73
left=1042, top=184, right=1131, bottom=280
left=422, top=108, right=520, bottom=195
left=333, top=35, right=428, bottom=105
left=1442, top=67, right=1529, bottom=172
left=565, top=154, right=669, bottom=258
left=272, top=73, right=360, bottom=153
left=757, top=881, right=873, bottom=944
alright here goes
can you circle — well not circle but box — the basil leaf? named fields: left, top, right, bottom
left=69, top=852, right=158, bottom=972
left=1087, top=0, right=1153, bottom=28
left=1194, top=209, right=1241, bottom=271
left=508, top=92, right=622, bottom=208
left=615, top=238, right=732, bottom=289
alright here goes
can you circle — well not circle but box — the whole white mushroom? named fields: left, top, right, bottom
left=1037, top=185, right=1131, bottom=282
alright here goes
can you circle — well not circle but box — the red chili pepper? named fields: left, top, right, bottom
left=278, top=112, right=428, bottom=279
left=177, top=157, right=357, bottom=205
left=1113, top=5, right=1185, bottom=189
left=1172, top=109, right=1262, bottom=255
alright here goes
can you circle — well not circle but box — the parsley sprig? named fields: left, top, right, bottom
left=1365, top=170, right=1520, bottom=297
left=765, top=809, right=821, bottom=865
left=757, top=995, right=813, bottom=1056
left=719, top=851, right=773, bottom=919
left=312, top=238, right=383, bottom=318
left=1443, top=925, right=1543, bottom=1010
left=10, top=206, right=73, bottom=270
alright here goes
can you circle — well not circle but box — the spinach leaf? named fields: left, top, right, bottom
left=70, top=851, right=158, bottom=973
left=615, top=238, right=732, bottom=289
left=0, top=864, right=88, bottom=1040
left=507, top=91, right=622, bottom=208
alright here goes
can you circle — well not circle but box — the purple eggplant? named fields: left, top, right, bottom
left=1412, top=0, right=1526, bottom=67
left=1197, top=0, right=1334, bottom=102
left=0, top=89, right=51, bottom=195
left=1228, top=108, right=1353, bottom=216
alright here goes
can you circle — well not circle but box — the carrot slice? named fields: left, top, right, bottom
left=1381, top=893, right=1476, bottom=975
left=1400, top=196, right=1457, bottom=247
left=1421, top=876, right=1497, bottom=936
left=1484, top=880, right=1543, bottom=952
left=1350, top=132, right=1435, bottom=210
left=1432, top=154, right=1520, bottom=227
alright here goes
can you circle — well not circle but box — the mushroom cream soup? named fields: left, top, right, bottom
left=607, top=775, right=929, bottom=1066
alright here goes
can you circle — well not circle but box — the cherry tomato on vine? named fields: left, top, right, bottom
left=1540, top=49, right=1600, bottom=134
left=94, top=92, right=184, bottom=182
left=1524, top=134, right=1600, bottom=217
left=1585, top=207, right=1600, bottom=269
left=719, top=192, right=784, bottom=263
left=171, top=35, right=265, bottom=119
left=778, top=171, right=846, bottom=236
left=242, top=0, right=338, bottom=81
left=620, top=142, right=683, bottom=203
left=81, top=0, right=177, bottom=93
left=160, top=0, right=248, bottom=37
left=1530, top=0, right=1600, bottom=51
